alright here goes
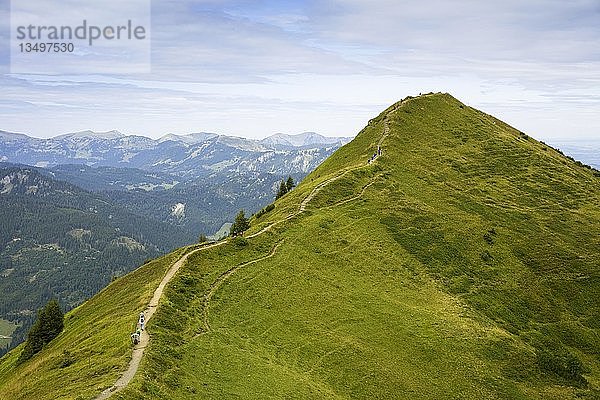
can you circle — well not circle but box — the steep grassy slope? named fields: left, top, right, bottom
left=0, top=247, right=193, bottom=399
left=117, top=94, right=599, bottom=399
left=1, top=93, right=598, bottom=399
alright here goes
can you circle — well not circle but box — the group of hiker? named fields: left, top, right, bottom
left=130, top=312, right=145, bottom=345
left=367, top=146, right=382, bottom=164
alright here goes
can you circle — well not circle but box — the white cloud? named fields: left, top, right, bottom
left=0, top=0, right=598, bottom=142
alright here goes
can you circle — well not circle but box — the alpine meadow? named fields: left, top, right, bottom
left=1, top=93, right=599, bottom=400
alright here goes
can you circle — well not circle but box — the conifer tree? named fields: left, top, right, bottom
left=276, top=180, right=288, bottom=199
left=230, top=210, right=250, bottom=236
left=18, top=299, right=64, bottom=364
left=285, top=176, right=295, bottom=192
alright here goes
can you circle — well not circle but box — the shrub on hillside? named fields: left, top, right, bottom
left=231, top=236, right=248, bottom=247
left=58, top=350, right=75, bottom=368
left=483, top=228, right=496, bottom=245
left=537, top=348, right=587, bottom=385
left=480, top=250, right=493, bottom=263
left=255, top=203, right=275, bottom=219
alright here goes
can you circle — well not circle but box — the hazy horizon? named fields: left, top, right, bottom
left=0, top=127, right=354, bottom=141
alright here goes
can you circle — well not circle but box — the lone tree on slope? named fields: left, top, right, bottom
left=276, top=176, right=295, bottom=200
left=18, top=298, right=64, bottom=364
left=276, top=180, right=288, bottom=199
left=285, top=176, right=295, bottom=192
left=230, top=210, right=250, bottom=236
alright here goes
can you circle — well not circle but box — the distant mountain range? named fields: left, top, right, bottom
left=260, top=132, right=349, bottom=148
left=0, top=165, right=196, bottom=351
left=0, top=130, right=351, bottom=352
left=0, top=130, right=352, bottom=235
left=0, top=130, right=352, bottom=176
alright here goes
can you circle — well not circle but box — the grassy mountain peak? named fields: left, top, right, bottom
left=1, top=93, right=599, bottom=399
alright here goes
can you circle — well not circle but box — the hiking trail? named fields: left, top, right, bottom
left=199, top=242, right=283, bottom=335
left=95, top=242, right=224, bottom=399
left=94, top=96, right=407, bottom=399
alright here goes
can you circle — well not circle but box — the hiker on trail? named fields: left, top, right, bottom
left=131, top=331, right=140, bottom=345
left=378, top=146, right=381, bottom=155
left=139, top=312, right=145, bottom=330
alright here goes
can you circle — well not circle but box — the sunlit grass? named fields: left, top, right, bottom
left=2, top=94, right=599, bottom=399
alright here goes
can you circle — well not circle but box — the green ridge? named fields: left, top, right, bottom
left=1, top=93, right=599, bottom=399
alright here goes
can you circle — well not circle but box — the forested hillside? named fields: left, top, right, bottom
left=0, top=166, right=195, bottom=354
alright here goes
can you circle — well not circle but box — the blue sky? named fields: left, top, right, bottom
left=1, top=0, right=599, bottom=141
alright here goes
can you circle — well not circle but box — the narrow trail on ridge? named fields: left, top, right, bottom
left=95, top=242, right=225, bottom=400
left=194, top=98, right=411, bottom=336
left=94, top=96, right=409, bottom=399
left=325, top=177, right=381, bottom=209
left=198, top=241, right=283, bottom=336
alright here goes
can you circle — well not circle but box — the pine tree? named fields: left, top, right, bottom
left=18, top=299, right=64, bottom=364
left=285, top=176, right=295, bottom=192
left=276, top=180, right=288, bottom=199
left=230, top=210, right=250, bottom=236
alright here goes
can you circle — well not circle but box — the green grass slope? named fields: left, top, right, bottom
left=0, top=247, right=192, bottom=399
left=1, top=93, right=599, bottom=399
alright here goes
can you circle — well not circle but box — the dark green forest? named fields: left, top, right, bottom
left=0, top=167, right=195, bottom=354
